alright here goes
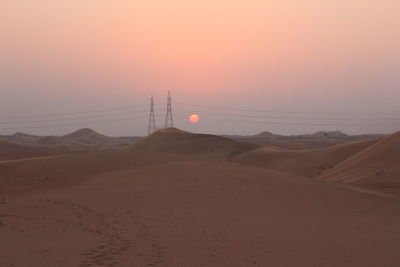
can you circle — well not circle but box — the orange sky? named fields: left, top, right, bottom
left=1, top=0, right=399, bottom=135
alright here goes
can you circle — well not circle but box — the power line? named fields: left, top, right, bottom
left=0, top=115, right=148, bottom=132
left=172, top=113, right=397, bottom=127
left=1, top=112, right=390, bottom=132
left=0, top=110, right=153, bottom=125
left=0, top=99, right=397, bottom=133
left=2, top=101, right=398, bottom=121
left=174, top=108, right=400, bottom=122
left=176, top=102, right=400, bottom=116
left=0, top=104, right=163, bottom=120
left=2, top=107, right=396, bottom=127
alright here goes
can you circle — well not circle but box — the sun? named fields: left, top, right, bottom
left=189, top=114, right=200, bottom=123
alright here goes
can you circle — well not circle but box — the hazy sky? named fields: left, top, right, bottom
left=1, top=0, right=399, bottom=136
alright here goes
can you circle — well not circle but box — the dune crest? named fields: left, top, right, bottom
left=0, top=139, right=68, bottom=161
left=234, top=139, right=378, bottom=177
left=61, top=128, right=124, bottom=146
left=320, top=132, right=400, bottom=186
left=131, top=128, right=260, bottom=157
left=0, top=128, right=138, bottom=161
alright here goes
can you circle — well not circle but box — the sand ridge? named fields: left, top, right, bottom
left=320, top=131, right=400, bottom=187
left=132, top=128, right=260, bottom=158
left=234, top=139, right=378, bottom=177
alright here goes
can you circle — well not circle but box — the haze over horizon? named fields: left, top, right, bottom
left=1, top=0, right=399, bottom=136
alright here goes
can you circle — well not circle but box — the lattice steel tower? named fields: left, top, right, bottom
left=148, top=95, right=156, bottom=135
left=164, top=90, right=174, bottom=128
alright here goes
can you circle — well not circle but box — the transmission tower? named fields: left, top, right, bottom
left=164, top=90, right=174, bottom=128
left=148, top=95, right=156, bottom=135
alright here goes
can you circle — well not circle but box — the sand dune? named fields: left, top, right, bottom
left=320, top=132, right=400, bottom=187
left=224, top=131, right=283, bottom=139
left=0, top=129, right=137, bottom=161
left=226, top=130, right=384, bottom=150
left=0, top=132, right=42, bottom=143
left=62, top=128, right=128, bottom=147
left=0, top=139, right=68, bottom=161
left=36, top=136, right=63, bottom=146
left=300, top=130, right=348, bottom=138
left=0, top=128, right=384, bottom=162
left=234, top=139, right=378, bottom=177
left=36, top=135, right=103, bottom=151
left=2, top=128, right=400, bottom=266
left=0, top=149, right=191, bottom=198
left=2, top=155, right=400, bottom=266
left=132, top=128, right=260, bottom=158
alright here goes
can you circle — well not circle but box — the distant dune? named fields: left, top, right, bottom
left=0, top=139, right=68, bottom=161
left=0, top=128, right=387, bottom=161
left=1, top=132, right=42, bottom=143
left=320, top=131, right=400, bottom=187
left=35, top=135, right=96, bottom=151
left=224, top=131, right=283, bottom=139
left=36, top=136, right=62, bottom=146
left=225, top=130, right=385, bottom=150
left=234, top=139, right=378, bottom=177
left=61, top=128, right=127, bottom=146
left=299, top=130, right=349, bottom=138
left=132, top=128, right=260, bottom=158
left=0, top=128, right=138, bottom=161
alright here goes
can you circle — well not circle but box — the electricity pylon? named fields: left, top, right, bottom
left=164, top=90, right=174, bottom=128
left=148, top=95, right=156, bottom=135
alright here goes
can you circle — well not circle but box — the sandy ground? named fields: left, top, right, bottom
left=2, top=155, right=400, bottom=266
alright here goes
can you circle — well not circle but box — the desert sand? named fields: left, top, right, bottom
left=235, top=139, right=378, bottom=177
left=320, top=132, right=400, bottom=187
left=1, top=128, right=400, bottom=266
left=0, top=129, right=139, bottom=161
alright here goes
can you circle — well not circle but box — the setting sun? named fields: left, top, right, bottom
left=189, top=114, right=200, bottom=123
